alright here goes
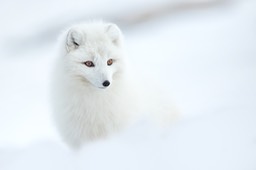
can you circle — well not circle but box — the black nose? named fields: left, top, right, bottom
left=102, top=80, right=110, bottom=87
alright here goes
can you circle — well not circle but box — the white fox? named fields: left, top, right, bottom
left=51, top=21, right=141, bottom=149
left=51, top=21, right=178, bottom=149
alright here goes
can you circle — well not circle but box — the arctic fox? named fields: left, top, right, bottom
left=51, top=21, right=141, bottom=149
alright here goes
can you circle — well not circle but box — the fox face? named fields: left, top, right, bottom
left=64, top=22, right=124, bottom=89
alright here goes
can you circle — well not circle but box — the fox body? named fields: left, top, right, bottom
left=52, top=22, right=139, bottom=148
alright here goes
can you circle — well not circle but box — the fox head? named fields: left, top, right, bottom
left=63, top=22, right=125, bottom=89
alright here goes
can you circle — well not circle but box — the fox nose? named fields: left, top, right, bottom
left=102, top=80, right=110, bottom=87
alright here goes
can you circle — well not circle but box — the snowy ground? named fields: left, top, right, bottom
left=0, top=0, right=256, bottom=170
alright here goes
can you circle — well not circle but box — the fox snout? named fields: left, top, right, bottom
left=102, top=80, right=110, bottom=87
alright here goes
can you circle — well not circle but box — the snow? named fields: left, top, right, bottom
left=0, top=0, right=256, bottom=169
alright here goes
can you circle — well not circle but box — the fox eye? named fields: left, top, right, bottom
left=107, top=59, right=113, bottom=66
left=84, top=61, right=95, bottom=67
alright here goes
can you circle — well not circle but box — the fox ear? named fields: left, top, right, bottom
left=105, top=23, right=122, bottom=46
left=66, top=28, right=83, bottom=52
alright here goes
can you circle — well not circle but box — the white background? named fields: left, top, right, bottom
left=0, top=0, right=255, bottom=169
